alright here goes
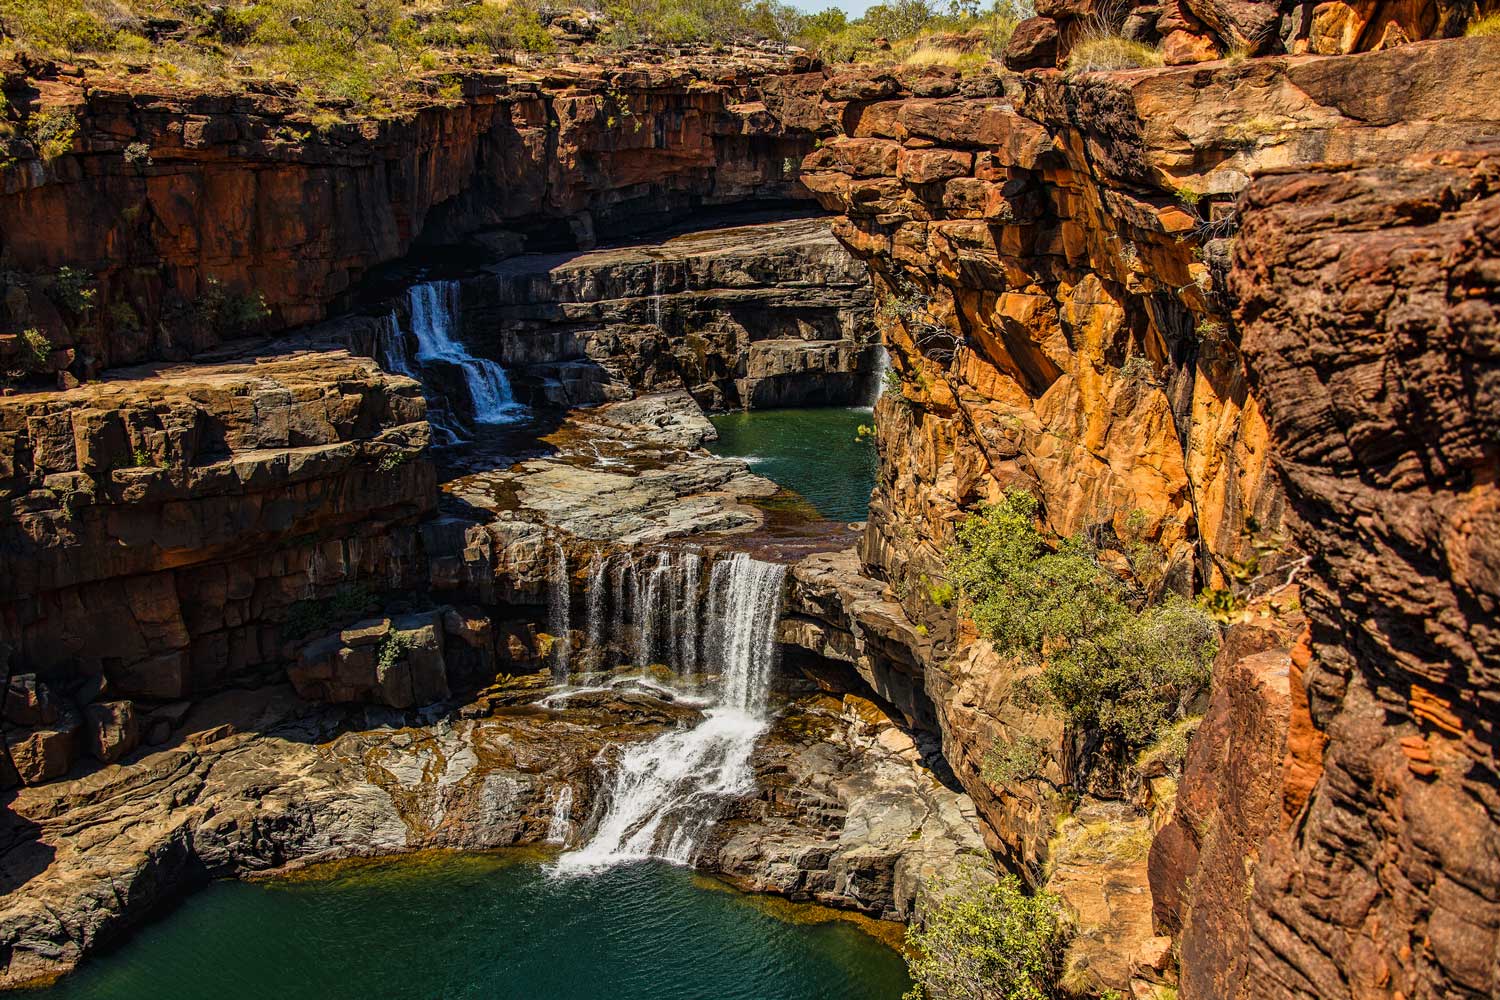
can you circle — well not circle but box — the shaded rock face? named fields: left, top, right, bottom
left=0, top=53, right=815, bottom=377
left=1226, top=145, right=1500, bottom=1000
left=459, top=214, right=878, bottom=411
left=1147, top=618, right=1298, bottom=1000
left=0, top=347, right=435, bottom=713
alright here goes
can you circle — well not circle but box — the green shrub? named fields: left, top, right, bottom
left=29, top=109, right=79, bottom=161
left=18, top=327, right=52, bottom=372
left=984, top=732, right=1051, bottom=784
left=281, top=583, right=375, bottom=640
left=905, top=875, right=1066, bottom=1000
left=50, top=265, right=95, bottom=313
left=196, top=277, right=270, bottom=334
left=377, top=631, right=412, bottom=672
left=946, top=490, right=1218, bottom=754
left=1067, top=36, right=1162, bottom=73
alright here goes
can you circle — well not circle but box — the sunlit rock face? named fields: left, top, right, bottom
left=1225, top=142, right=1500, bottom=1000
left=766, top=35, right=1500, bottom=1000
left=0, top=51, right=818, bottom=377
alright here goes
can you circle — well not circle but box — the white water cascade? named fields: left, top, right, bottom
left=863, top=342, right=891, bottom=410
left=548, top=541, right=571, bottom=683
left=584, top=549, right=608, bottom=660
left=555, top=552, right=787, bottom=872
left=407, top=281, right=526, bottom=426
left=546, top=786, right=575, bottom=844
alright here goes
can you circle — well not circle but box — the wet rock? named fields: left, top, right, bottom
left=705, top=693, right=996, bottom=921
left=0, top=682, right=675, bottom=989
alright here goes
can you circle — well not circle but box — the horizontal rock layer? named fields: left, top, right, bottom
left=1228, top=143, right=1500, bottom=1000
left=0, top=51, right=815, bottom=376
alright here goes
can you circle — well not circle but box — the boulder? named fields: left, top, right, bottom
left=1004, top=17, right=1060, bottom=70
left=84, top=700, right=140, bottom=763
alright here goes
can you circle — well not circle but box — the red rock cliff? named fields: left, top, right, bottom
left=0, top=52, right=813, bottom=376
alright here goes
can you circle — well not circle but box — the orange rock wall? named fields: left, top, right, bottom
left=0, top=59, right=814, bottom=376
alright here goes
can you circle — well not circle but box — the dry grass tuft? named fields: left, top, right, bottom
left=1067, top=35, right=1162, bottom=73
left=902, top=42, right=987, bottom=69
left=1467, top=12, right=1500, bottom=36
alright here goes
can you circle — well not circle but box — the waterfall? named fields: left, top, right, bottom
left=634, top=552, right=673, bottom=667
left=677, top=551, right=701, bottom=675
left=406, top=281, right=526, bottom=426
left=375, top=311, right=418, bottom=378
left=548, top=541, right=571, bottom=683
left=585, top=549, right=608, bottom=665
left=610, top=554, right=635, bottom=655
left=863, top=342, right=891, bottom=410
left=555, top=552, right=786, bottom=873
left=546, top=786, right=575, bottom=844
left=651, top=261, right=663, bottom=331
left=708, top=554, right=786, bottom=715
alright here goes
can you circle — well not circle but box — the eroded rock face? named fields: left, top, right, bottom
left=464, top=214, right=878, bottom=410
left=1228, top=144, right=1500, bottom=1000
left=1148, top=616, right=1300, bottom=999
left=0, top=52, right=816, bottom=377
left=0, top=346, right=435, bottom=704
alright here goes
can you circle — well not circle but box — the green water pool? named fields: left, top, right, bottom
left=27, top=852, right=911, bottom=1000
left=708, top=408, right=877, bottom=523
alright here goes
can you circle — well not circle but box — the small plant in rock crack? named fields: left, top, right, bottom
left=18, top=327, right=52, bottom=372
left=377, top=632, right=413, bottom=673
left=1119, top=353, right=1159, bottom=387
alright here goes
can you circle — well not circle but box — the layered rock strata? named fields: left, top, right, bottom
left=1224, top=143, right=1500, bottom=1000
left=464, top=214, right=879, bottom=410
left=770, top=35, right=1500, bottom=998
left=0, top=347, right=433, bottom=786
left=0, top=49, right=815, bottom=377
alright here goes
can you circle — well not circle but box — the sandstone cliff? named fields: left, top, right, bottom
left=0, top=50, right=814, bottom=378
left=776, top=33, right=1500, bottom=998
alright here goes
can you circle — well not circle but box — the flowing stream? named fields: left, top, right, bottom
left=556, top=552, right=786, bottom=872
left=375, top=280, right=527, bottom=438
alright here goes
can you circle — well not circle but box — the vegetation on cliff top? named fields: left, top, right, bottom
left=0, top=0, right=1033, bottom=116
left=946, top=490, right=1218, bottom=758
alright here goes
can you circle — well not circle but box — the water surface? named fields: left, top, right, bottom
left=29, top=852, right=910, bottom=1000
left=708, top=408, right=877, bottom=523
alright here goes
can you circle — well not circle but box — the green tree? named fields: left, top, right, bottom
left=946, top=491, right=1218, bottom=754
left=905, top=875, right=1066, bottom=1000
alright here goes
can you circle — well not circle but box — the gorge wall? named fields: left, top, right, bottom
left=0, top=50, right=815, bottom=378
left=0, top=22, right=1497, bottom=1000
left=773, top=32, right=1500, bottom=999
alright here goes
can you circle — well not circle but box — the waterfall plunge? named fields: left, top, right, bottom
left=546, top=786, right=575, bottom=845
left=374, top=281, right=527, bottom=438
left=548, top=542, right=571, bottom=683
left=555, top=552, right=786, bottom=873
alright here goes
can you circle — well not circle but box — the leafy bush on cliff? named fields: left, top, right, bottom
left=905, top=874, right=1066, bottom=1000
left=946, top=490, right=1218, bottom=755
